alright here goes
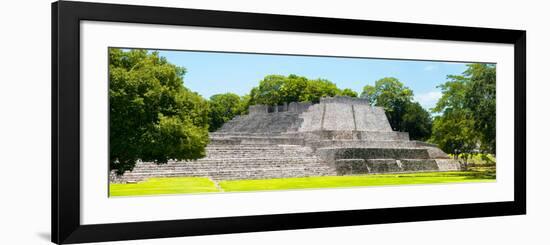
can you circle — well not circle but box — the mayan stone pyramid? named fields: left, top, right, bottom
left=112, top=96, right=460, bottom=183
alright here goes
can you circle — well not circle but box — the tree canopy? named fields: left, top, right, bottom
left=401, top=102, right=433, bottom=140
left=340, top=88, right=358, bottom=98
left=207, top=93, right=248, bottom=132
left=248, top=74, right=355, bottom=105
left=464, top=64, right=496, bottom=153
left=430, top=64, right=496, bottom=162
left=109, top=48, right=210, bottom=174
left=361, top=77, right=432, bottom=140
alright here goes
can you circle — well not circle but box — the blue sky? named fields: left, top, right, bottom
left=155, top=49, right=471, bottom=110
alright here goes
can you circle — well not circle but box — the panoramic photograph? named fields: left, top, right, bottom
left=108, top=48, right=496, bottom=197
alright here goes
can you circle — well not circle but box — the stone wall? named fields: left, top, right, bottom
left=323, top=103, right=356, bottom=131
left=331, top=147, right=431, bottom=160
left=320, top=96, right=370, bottom=105
left=297, top=102, right=322, bottom=132
left=248, top=105, right=268, bottom=115
left=248, top=102, right=312, bottom=115
left=288, top=101, right=312, bottom=113
left=306, top=139, right=418, bottom=149
left=298, top=96, right=393, bottom=133
left=300, top=130, right=409, bottom=141
left=218, top=111, right=302, bottom=134
left=334, top=158, right=442, bottom=175
left=226, top=96, right=394, bottom=135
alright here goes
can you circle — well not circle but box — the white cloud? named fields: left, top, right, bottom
left=415, top=91, right=442, bottom=109
left=423, top=65, right=437, bottom=71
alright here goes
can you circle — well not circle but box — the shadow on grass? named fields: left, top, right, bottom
left=393, top=167, right=496, bottom=180
left=463, top=170, right=496, bottom=180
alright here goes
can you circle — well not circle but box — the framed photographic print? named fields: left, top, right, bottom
left=52, top=1, right=526, bottom=244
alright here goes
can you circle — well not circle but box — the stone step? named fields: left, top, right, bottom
left=334, top=158, right=454, bottom=175
left=206, top=147, right=309, bottom=150
left=142, top=158, right=320, bottom=165
left=121, top=166, right=335, bottom=181
left=307, top=140, right=419, bottom=149
left=207, top=146, right=308, bottom=149
left=132, top=160, right=327, bottom=167
left=129, top=169, right=334, bottom=175
left=159, top=163, right=320, bottom=167
left=217, top=111, right=301, bottom=134
left=207, top=145, right=305, bottom=148
left=318, top=147, right=431, bottom=162
left=112, top=143, right=339, bottom=182
left=120, top=171, right=334, bottom=182
left=130, top=163, right=328, bottom=171
left=125, top=166, right=333, bottom=174
left=204, top=152, right=313, bottom=157
left=205, top=150, right=306, bottom=153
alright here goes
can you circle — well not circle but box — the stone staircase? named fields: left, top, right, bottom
left=113, top=144, right=335, bottom=183
left=218, top=112, right=302, bottom=134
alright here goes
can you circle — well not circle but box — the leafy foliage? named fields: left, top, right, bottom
left=248, top=74, right=355, bottom=105
left=430, top=64, right=496, bottom=163
left=339, top=88, right=359, bottom=97
left=464, top=64, right=496, bottom=153
left=208, top=93, right=248, bottom=132
left=109, top=48, right=209, bottom=174
left=431, top=110, right=479, bottom=163
left=401, top=102, right=433, bottom=140
left=361, top=77, right=432, bottom=140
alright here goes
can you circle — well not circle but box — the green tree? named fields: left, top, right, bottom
left=249, top=75, right=286, bottom=105
left=208, top=93, right=247, bottom=132
left=300, top=78, right=341, bottom=103
left=430, top=73, right=480, bottom=167
left=249, top=74, right=341, bottom=105
left=431, top=110, right=479, bottom=167
left=280, top=74, right=309, bottom=103
left=464, top=64, right=496, bottom=153
left=109, top=48, right=209, bottom=174
left=432, top=75, right=470, bottom=114
left=361, top=77, right=414, bottom=103
left=431, top=64, right=496, bottom=156
left=338, top=88, right=358, bottom=97
left=401, top=102, right=433, bottom=141
left=361, top=77, right=431, bottom=140
left=361, top=77, right=413, bottom=130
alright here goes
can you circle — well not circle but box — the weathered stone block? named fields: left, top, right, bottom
left=435, top=159, right=462, bottom=171
left=299, top=103, right=324, bottom=132
left=357, top=131, right=409, bottom=141
left=288, top=101, right=312, bottom=113
left=400, top=159, right=439, bottom=171
left=323, top=103, right=355, bottom=131
left=333, top=148, right=430, bottom=160
left=424, top=146, right=451, bottom=159
left=365, top=159, right=401, bottom=173
left=249, top=105, right=268, bottom=115
left=335, top=159, right=369, bottom=175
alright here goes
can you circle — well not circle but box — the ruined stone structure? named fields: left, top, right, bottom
left=112, top=96, right=460, bottom=183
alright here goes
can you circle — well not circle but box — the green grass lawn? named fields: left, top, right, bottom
left=109, top=177, right=219, bottom=197
left=219, top=170, right=495, bottom=192
left=110, top=169, right=495, bottom=197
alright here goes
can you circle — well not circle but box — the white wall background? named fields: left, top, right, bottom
left=0, top=0, right=547, bottom=244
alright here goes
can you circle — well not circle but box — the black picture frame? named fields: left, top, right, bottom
left=52, top=1, right=526, bottom=244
